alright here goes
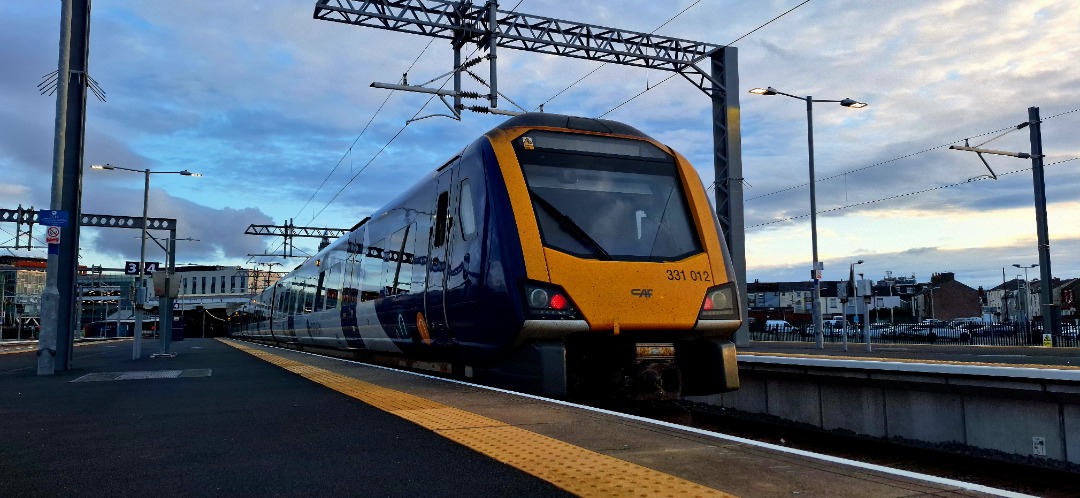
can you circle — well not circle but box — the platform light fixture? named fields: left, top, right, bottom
left=749, top=87, right=868, bottom=349
left=1012, top=263, right=1037, bottom=322
left=90, top=163, right=201, bottom=359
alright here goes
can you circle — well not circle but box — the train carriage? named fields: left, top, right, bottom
left=233, top=112, right=742, bottom=399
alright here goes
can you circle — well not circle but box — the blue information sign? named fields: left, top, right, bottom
left=38, top=209, right=70, bottom=227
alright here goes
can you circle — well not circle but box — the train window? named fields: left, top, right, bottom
left=516, top=131, right=702, bottom=262
left=433, top=191, right=450, bottom=248
left=361, top=238, right=387, bottom=301
left=304, top=276, right=316, bottom=313
left=459, top=179, right=477, bottom=239
left=314, top=271, right=326, bottom=311
left=324, top=262, right=341, bottom=310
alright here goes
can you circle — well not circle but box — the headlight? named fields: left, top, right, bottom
left=699, top=282, right=740, bottom=320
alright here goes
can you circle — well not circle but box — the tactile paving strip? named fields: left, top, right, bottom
left=222, top=339, right=733, bottom=498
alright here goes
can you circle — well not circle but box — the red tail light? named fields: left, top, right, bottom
left=521, top=281, right=580, bottom=320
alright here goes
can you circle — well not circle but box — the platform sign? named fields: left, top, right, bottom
left=124, top=261, right=160, bottom=275
left=38, top=209, right=70, bottom=227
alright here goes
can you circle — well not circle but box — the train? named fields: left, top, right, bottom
left=230, top=112, right=742, bottom=400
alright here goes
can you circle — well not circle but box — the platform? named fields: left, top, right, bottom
left=0, top=339, right=1021, bottom=497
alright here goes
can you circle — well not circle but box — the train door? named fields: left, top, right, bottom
left=423, top=165, right=457, bottom=345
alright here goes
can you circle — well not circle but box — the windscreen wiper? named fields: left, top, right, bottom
left=527, top=188, right=612, bottom=261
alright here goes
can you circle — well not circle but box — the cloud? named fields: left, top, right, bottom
left=79, top=186, right=275, bottom=265
left=3, top=0, right=1079, bottom=291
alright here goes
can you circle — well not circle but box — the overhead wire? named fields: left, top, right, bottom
left=278, top=0, right=531, bottom=256
left=290, top=37, right=438, bottom=222
left=255, top=38, right=441, bottom=263
left=745, top=157, right=1080, bottom=229
left=598, top=0, right=813, bottom=118
left=744, top=106, right=1080, bottom=201
left=535, top=0, right=705, bottom=112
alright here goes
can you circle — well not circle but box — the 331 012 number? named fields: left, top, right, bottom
left=665, top=269, right=711, bottom=282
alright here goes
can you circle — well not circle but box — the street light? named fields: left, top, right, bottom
left=750, top=86, right=868, bottom=349
left=840, top=259, right=864, bottom=351
left=1013, top=263, right=1037, bottom=324
left=90, top=163, right=201, bottom=359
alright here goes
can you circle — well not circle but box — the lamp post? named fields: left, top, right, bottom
left=90, top=164, right=201, bottom=359
left=749, top=86, right=867, bottom=348
left=1013, top=263, right=1037, bottom=325
left=841, top=259, right=863, bottom=351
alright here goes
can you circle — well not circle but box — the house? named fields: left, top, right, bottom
left=1056, top=278, right=1080, bottom=326
left=910, top=273, right=980, bottom=322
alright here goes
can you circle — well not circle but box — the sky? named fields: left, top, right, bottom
left=2, top=0, right=1079, bottom=292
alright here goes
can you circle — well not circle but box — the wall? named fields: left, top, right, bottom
left=690, top=357, right=1080, bottom=465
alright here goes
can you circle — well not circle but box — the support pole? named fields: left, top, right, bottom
left=486, top=0, right=498, bottom=108
left=40, top=0, right=90, bottom=374
left=710, top=48, right=747, bottom=347
left=1028, top=107, right=1058, bottom=338
left=806, top=95, right=824, bottom=349
left=133, top=169, right=149, bottom=359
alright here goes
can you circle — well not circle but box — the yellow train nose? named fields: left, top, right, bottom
left=544, top=251, right=719, bottom=331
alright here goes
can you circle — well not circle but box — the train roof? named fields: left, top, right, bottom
left=493, top=112, right=653, bottom=140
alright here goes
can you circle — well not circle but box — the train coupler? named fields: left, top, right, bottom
left=632, top=343, right=681, bottom=400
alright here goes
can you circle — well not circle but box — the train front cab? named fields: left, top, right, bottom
left=486, top=115, right=742, bottom=400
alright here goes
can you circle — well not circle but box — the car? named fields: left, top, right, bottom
left=866, top=323, right=893, bottom=339
left=824, top=316, right=845, bottom=330
left=764, top=319, right=796, bottom=334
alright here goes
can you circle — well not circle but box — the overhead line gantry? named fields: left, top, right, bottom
left=245, top=219, right=351, bottom=259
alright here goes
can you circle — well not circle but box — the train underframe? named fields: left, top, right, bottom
left=233, top=329, right=738, bottom=402
left=477, top=332, right=739, bottom=401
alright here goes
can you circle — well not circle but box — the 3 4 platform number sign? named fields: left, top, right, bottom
left=125, top=261, right=160, bottom=275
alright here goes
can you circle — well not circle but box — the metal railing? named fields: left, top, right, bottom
left=750, top=322, right=1080, bottom=348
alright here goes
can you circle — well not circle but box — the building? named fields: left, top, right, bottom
left=910, top=272, right=980, bottom=322
left=1056, top=278, right=1080, bottom=327
left=0, top=256, right=47, bottom=339
left=748, top=272, right=985, bottom=326
left=77, top=264, right=284, bottom=338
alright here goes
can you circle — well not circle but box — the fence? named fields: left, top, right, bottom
left=751, top=321, right=1080, bottom=348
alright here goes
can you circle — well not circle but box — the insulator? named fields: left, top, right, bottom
left=461, top=56, right=485, bottom=69
left=467, top=106, right=491, bottom=114
left=459, top=91, right=482, bottom=99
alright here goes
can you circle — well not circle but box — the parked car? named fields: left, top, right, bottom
left=866, top=323, right=893, bottom=339
left=764, top=319, right=797, bottom=334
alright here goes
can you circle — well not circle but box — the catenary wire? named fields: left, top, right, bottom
left=598, top=0, right=813, bottom=117
left=535, top=0, right=704, bottom=112
left=254, top=39, right=440, bottom=263
left=747, top=156, right=1079, bottom=229
left=293, top=1, right=529, bottom=237
left=743, top=106, right=1080, bottom=201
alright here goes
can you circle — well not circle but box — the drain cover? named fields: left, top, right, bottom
left=72, top=369, right=212, bottom=382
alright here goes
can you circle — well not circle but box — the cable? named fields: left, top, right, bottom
left=536, top=0, right=704, bottom=112
left=298, top=1, right=532, bottom=233
left=746, top=107, right=1080, bottom=201
left=726, top=0, right=811, bottom=47
left=255, top=36, right=444, bottom=263
left=290, top=37, right=437, bottom=222
left=599, top=0, right=813, bottom=117
left=746, top=157, right=1079, bottom=229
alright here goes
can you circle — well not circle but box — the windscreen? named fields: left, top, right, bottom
left=514, top=131, right=702, bottom=262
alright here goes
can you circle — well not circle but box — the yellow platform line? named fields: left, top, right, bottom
left=221, top=339, right=734, bottom=498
